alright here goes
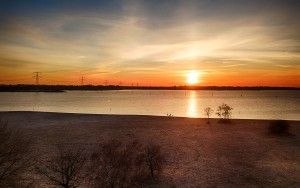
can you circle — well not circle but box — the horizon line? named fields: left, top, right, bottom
left=0, top=84, right=299, bottom=89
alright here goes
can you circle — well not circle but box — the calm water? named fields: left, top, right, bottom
left=0, top=90, right=299, bottom=120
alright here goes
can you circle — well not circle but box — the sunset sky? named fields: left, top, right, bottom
left=0, top=0, right=299, bottom=86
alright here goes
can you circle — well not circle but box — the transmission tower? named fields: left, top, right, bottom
left=81, top=76, right=84, bottom=85
left=33, top=72, right=41, bottom=85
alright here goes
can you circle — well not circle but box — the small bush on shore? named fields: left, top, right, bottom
left=268, top=120, right=290, bottom=135
left=203, top=107, right=213, bottom=124
left=216, top=103, right=233, bottom=123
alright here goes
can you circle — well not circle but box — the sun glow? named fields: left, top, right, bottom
left=186, top=71, right=200, bottom=85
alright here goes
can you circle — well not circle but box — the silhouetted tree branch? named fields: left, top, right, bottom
left=89, top=139, right=145, bottom=188
left=216, top=103, right=233, bottom=123
left=204, top=107, right=214, bottom=124
left=0, top=120, right=35, bottom=187
left=36, top=145, right=88, bottom=188
left=144, top=142, right=165, bottom=179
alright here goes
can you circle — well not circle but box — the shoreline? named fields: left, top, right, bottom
left=0, top=111, right=299, bottom=122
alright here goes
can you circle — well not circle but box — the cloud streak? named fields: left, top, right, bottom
left=0, top=0, right=299, bottom=86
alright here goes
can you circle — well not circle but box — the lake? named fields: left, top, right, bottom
left=0, top=90, right=299, bottom=120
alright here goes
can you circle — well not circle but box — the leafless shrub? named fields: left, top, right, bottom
left=216, top=103, right=233, bottom=123
left=36, top=145, right=88, bottom=188
left=89, top=140, right=166, bottom=187
left=143, top=142, right=165, bottom=179
left=89, top=139, right=144, bottom=188
left=204, top=107, right=214, bottom=124
left=0, top=120, right=35, bottom=187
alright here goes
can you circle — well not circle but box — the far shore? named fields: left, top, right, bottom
left=0, top=111, right=299, bottom=187
left=0, top=84, right=299, bottom=92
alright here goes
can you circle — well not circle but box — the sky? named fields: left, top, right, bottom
left=0, top=0, right=299, bottom=86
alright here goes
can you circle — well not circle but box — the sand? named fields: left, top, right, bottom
left=0, top=111, right=299, bottom=187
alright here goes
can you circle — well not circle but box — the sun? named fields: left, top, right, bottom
left=186, top=71, right=199, bottom=85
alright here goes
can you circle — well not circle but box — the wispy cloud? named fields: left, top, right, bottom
left=0, top=0, right=299, bottom=86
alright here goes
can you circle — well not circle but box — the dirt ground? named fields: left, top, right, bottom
left=0, top=111, right=299, bottom=187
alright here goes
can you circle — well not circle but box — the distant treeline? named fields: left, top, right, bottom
left=0, top=84, right=299, bottom=92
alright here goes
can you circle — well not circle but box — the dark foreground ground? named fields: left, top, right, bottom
left=0, top=111, right=299, bottom=187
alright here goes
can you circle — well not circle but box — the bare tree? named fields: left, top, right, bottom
left=0, top=121, right=35, bottom=187
left=216, top=103, right=233, bottom=123
left=89, top=140, right=167, bottom=187
left=144, top=143, right=165, bottom=179
left=89, top=140, right=144, bottom=188
left=203, top=107, right=214, bottom=124
left=36, top=145, right=88, bottom=188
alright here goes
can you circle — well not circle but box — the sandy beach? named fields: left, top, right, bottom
left=0, top=111, right=299, bottom=187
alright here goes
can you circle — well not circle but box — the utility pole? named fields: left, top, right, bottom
left=33, top=72, right=41, bottom=85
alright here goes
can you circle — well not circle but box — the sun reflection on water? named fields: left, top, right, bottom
left=187, top=91, right=198, bottom=118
